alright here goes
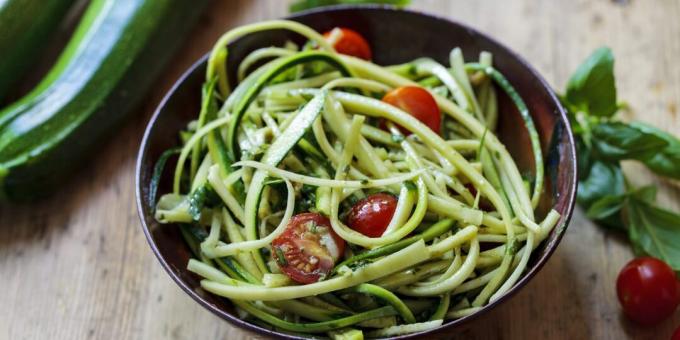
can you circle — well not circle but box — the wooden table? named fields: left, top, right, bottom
left=2, top=1, right=679, bottom=339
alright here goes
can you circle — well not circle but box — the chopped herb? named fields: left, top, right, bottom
left=391, top=134, right=405, bottom=143
left=295, top=184, right=317, bottom=213
left=275, top=247, right=287, bottom=266
left=308, top=221, right=318, bottom=233
left=348, top=259, right=372, bottom=270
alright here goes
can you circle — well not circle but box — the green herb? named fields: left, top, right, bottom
left=275, top=247, right=288, bottom=266
left=295, top=184, right=318, bottom=213
left=577, top=160, right=624, bottom=207
left=390, top=133, right=405, bottom=143
left=584, top=194, right=626, bottom=224
left=561, top=47, right=680, bottom=271
left=625, top=195, right=680, bottom=271
left=307, top=221, right=319, bottom=234
left=348, top=259, right=372, bottom=270
left=565, top=47, right=618, bottom=117
left=591, top=122, right=668, bottom=161
left=628, top=122, right=680, bottom=180
left=290, top=0, right=411, bottom=13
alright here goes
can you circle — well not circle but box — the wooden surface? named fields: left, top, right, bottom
left=1, top=0, right=679, bottom=339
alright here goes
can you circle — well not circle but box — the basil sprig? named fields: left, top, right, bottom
left=561, top=47, right=680, bottom=271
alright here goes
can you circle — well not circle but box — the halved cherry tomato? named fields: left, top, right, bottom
left=272, top=213, right=345, bottom=284
left=345, top=193, right=397, bottom=238
left=616, top=257, right=680, bottom=326
left=382, top=86, right=441, bottom=134
left=323, top=27, right=372, bottom=60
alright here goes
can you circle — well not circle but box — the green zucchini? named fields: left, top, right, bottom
left=243, top=90, right=328, bottom=274
left=348, top=284, right=416, bottom=324
left=333, top=219, right=455, bottom=272
left=328, top=328, right=364, bottom=340
left=428, top=293, right=450, bottom=320
left=0, top=0, right=208, bottom=202
left=226, top=51, right=353, bottom=161
left=0, top=0, right=76, bottom=101
left=235, top=301, right=397, bottom=333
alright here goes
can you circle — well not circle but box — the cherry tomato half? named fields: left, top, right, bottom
left=616, top=257, right=680, bottom=326
left=272, top=213, right=345, bottom=284
left=382, top=86, right=441, bottom=135
left=346, top=193, right=398, bottom=238
left=323, top=27, right=372, bottom=60
left=672, top=326, right=680, bottom=340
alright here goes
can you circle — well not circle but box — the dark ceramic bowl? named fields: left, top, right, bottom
left=136, top=6, right=577, bottom=339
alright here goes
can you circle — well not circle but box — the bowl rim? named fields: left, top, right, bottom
left=136, top=4, right=578, bottom=339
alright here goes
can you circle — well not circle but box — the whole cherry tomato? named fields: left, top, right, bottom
left=616, top=257, right=680, bottom=326
left=272, top=213, right=345, bottom=284
left=382, top=86, right=441, bottom=134
left=346, top=193, right=398, bottom=238
left=323, top=27, right=372, bottom=60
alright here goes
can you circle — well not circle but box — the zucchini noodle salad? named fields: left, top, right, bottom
left=152, top=20, right=561, bottom=338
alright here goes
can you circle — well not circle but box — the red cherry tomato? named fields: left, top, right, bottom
left=616, top=257, right=680, bottom=326
left=346, top=193, right=398, bottom=238
left=382, top=86, right=441, bottom=135
left=272, top=213, right=345, bottom=284
left=323, top=27, right=372, bottom=60
left=672, top=326, right=680, bottom=340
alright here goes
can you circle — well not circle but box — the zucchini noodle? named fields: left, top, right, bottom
left=152, top=20, right=561, bottom=338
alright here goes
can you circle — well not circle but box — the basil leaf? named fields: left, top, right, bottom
left=577, top=160, right=625, bottom=207
left=624, top=198, right=680, bottom=271
left=290, top=0, right=411, bottom=12
left=629, top=122, right=680, bottom=180
left=629, top=185, right=657, bottom=203
left=591, top=122, right=668, bottom=160
left=586, top=195, right=625, bottom=220
left=565, top=47, right=618, bottom=117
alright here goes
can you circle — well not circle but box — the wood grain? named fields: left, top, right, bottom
left=1, top=0, right=679, bottom=339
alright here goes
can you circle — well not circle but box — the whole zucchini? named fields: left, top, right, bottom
left=0, top=0, right=76, bottom=101
left=0, top=0, right=208, bottom=202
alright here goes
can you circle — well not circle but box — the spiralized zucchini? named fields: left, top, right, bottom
left=153, top=20, right=561, bottom=338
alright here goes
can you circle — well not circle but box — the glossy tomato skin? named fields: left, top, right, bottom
left=272, top=213, right=345, bottom=284
left=616, top=257, right=680, bottom=326
left=346, top=193, right=398, bottom=238
left=673, top=326, right=680, bottom=340
left=323, top=27, right=372, bottom=60
left=382, top=86, right=441, bottom=134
